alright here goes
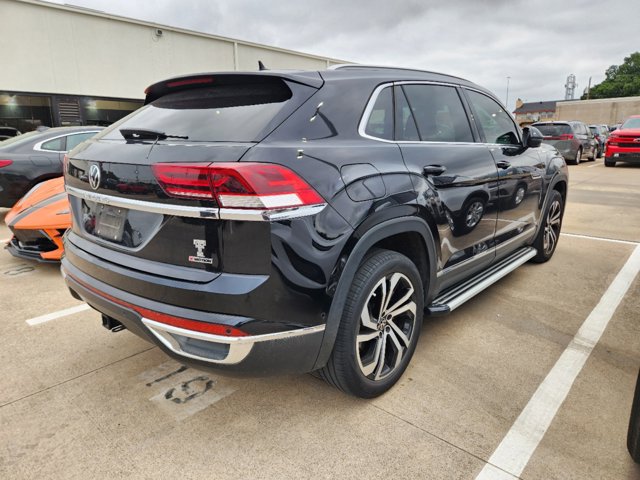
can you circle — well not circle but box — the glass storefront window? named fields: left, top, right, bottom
left=0, top=94, right=53, bottom=132
left=82, top=98, right=142, bottom=127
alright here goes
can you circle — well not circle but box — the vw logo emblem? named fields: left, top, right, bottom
left=89, top=164, right=101, bottom=190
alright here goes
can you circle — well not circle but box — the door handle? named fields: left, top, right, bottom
left=423, top=165, right=446, bottom=176
left=496, top=160, right=511, bottom=169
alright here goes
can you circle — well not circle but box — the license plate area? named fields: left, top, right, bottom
left=94, top=205, right=127, bottom=242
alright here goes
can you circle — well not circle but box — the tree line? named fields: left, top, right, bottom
left=582, top=52, right=640, bottom=100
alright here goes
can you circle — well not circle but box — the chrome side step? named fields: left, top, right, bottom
left=427, top=247, right=537, bottom=315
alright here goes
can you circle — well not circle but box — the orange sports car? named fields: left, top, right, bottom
left=4, top=176, right=70, bottom=262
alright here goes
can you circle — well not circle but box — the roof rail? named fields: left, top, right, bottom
left=327, top=63, right=468, bottom=82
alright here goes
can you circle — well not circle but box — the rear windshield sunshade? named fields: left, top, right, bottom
left=101, top=78, right=309, bottom=143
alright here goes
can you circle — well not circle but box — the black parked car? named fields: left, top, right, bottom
left=0, top=126, right=103, bottom=208
left=532, top=121, right=597, bottom=164
left=629, top=370, right=640, bottom=462
left=62, top=66, right=568, bottom=398
left=0, top=126, right=21, bottom=141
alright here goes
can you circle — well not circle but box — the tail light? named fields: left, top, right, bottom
left=0, top=160, right=13, bottom=168
left=152, top=162, right=324, bottom=209
left=559, top=134, right=574, bottom=140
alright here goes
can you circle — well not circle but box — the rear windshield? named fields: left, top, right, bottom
left=534, top=124, right=571, bottom=136
left=101, top=79, right=305, bottom=142
left=622, top=117, right=640, bottom=130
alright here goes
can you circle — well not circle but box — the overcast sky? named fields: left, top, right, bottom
left=50, top=0, right=639, bottom=112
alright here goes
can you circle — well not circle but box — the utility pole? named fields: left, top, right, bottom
left=505, top=76, right=511, bottom=111
left=586, top=76, right=592, bottom=100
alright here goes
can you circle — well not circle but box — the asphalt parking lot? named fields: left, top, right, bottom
left=1, top=157, right=639, bottom=480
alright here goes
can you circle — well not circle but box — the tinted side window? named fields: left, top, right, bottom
left=365, top=87, right=394, bottom=140
left=40, top=136, right=66, bottom=151
left=466, top=90, right=519, bottom=145
left=66, top=132, right=95, bottom=151
left=394, top=87, right=419, bottom=141
left=402, top=84, right=473, bottom=143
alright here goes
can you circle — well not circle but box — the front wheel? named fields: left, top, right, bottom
left=605, top=157, right=616, bottom=167
left=318, top=250, right=424, bottom=398
left=531, top=189, right=564, bottom=263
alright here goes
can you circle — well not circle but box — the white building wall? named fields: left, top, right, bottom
left=1, top=0, right=344, bottom=99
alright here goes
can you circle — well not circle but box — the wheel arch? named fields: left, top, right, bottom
left=312, top=215, right=437, bottom=370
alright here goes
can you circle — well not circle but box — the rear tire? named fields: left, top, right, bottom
left=597, top=146, right=603, bottom=159
left=318, top=250, right=424, bottom=398
left=604, top=157, right=616, bottom=167
left=531, top=190, right=563, bottom=263
left=589, top=147, right=596, bottom=161
left=574, top=148, right=582, bottom=165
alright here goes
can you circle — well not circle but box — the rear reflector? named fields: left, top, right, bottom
left=68, top=273, right=248, bottom=337
left=152, top=162, right=324, bottom=209
left=0, top=160, right=13, bottom=168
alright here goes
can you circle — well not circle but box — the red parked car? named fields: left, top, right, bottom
left=605, top=116, right=640, bottom=167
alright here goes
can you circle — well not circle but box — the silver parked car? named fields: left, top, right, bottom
left=532, top=121, right=597, bottom=164
left=589, top=124, right=609, bottom=158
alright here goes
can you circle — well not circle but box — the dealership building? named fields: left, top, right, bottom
left=1, top=0, right=344, bottom=132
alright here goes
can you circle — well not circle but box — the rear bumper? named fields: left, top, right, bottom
left=61, top=259, right=326, bottom=376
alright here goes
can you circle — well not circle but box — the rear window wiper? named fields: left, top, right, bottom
left=119, top=128, right=189, bottom=140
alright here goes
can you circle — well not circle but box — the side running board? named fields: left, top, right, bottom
left=427, top=247, right=537, bottom=315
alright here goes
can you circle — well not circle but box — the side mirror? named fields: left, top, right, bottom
left=523, top=126, right=543, bottom=148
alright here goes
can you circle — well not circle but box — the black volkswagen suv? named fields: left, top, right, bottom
left=62, top=66, right=568, bottom=398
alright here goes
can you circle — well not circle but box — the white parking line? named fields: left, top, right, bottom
left=0, top=238, right=10, bottom=243
left=26, top=304, right=91, bottom=326
left=476, top=244, right=640, bottom=480
left=561, top=232, right=639, bottom=245
left=586, top=162, right=601, bottom=168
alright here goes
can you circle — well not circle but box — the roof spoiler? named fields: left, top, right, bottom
left=143, top=71, right=323, bottom=104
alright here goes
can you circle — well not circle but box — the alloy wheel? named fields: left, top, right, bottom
left=514, top=186, right=526, bottom=205
left=543, top=200, right=562, bottom=255
left=465, top=201, right=484, bottom=227
left=356, top=273, right=417, bottom=381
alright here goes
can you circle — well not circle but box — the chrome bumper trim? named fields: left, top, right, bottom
left=142, top=319, right=326, bottom=365
left=66, top=186, right=326, bottom=222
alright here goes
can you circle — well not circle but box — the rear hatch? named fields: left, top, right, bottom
left=65, top=73, right=322, bottom=278
left=534, top=123, right=574, bottom=149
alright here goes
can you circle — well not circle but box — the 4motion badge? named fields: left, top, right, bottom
left=189, top=239, right=213, bottom=265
